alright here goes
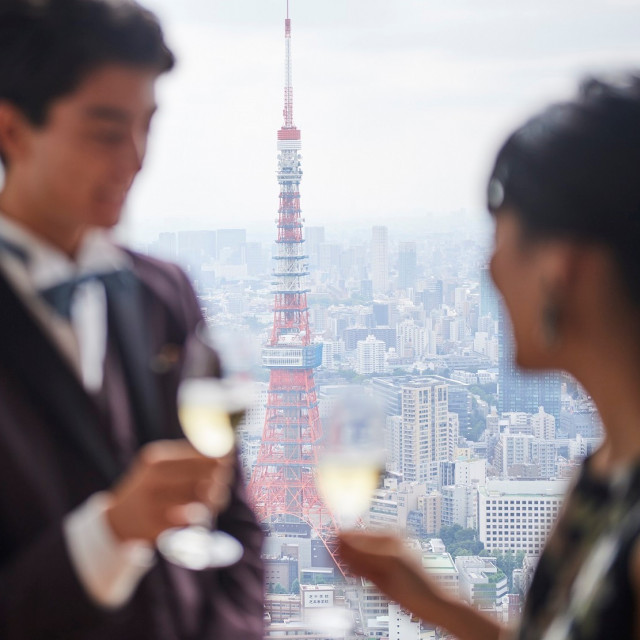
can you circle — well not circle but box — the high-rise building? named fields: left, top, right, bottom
left=501, top=432, right=534, bottom=478
left=356, top=335, right=386, bottom=375
left=247, top=10, right=340, bottom=572
left=371, top=226, right=389, bottom=295
left=531, top=406, right=556, bottom=440
left=531, top=440, right=557, bottom=479
left=396, top=319, right=426, bottom=360
left=400, top=379, right=457, bottom=483
left=398, top=241, right=417, bottom=291
left=498, top=304, right=561, bottom=422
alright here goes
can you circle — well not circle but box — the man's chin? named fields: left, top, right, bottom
left=90, top=204, right=125, bottom=229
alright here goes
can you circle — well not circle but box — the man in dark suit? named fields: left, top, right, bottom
left=0, top=1, right=264, bottom=638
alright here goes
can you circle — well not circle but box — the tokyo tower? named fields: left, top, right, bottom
left=247, top=4, right=344, bottom=575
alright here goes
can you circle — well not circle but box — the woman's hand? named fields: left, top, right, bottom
left=338, top=531, right=504, bottom=640
left=338, top=531, right=447, bottom=622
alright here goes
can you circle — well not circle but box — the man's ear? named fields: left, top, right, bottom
left=0, top=101, right=31, bottom=165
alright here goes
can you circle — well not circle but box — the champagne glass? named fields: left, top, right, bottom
left=157, top=323, right=257, bottom=570
left=309, top=389, right=386, bottom=637
left=316, top=389, right=386, bottom=530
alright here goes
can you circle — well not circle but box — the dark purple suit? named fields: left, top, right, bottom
left=0, top=252, right=264, bottom=639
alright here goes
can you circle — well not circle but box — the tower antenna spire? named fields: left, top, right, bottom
left=283, top=1, right=293, bottom=127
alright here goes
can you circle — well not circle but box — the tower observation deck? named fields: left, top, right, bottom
left=247, top=6, right=344, bottom=575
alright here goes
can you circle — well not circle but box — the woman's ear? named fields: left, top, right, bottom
left=534, top=242, right=583, bottom=351
left=537, top=242, right=579, bottom=296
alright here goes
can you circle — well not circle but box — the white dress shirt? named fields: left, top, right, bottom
left=0, top=214, right=155, bottom=608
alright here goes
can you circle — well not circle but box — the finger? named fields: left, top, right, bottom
left=143, top=457, right=224, bottom=486
left=195, top=472, right=232, bottom=508
left=165, top=502, right=211, bottom=527
left=139, top=439, right=204, bottom=463
left=147, top=479, right=208, bottom=505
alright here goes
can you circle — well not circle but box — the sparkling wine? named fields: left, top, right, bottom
left=179, top=404, right=235, bottom=457
left=317, top=455, right=381, bottom=522
left=178, top=379, right=245, bottom=457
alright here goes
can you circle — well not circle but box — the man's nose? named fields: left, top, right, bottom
left=118, top=131, right=146, bottom=176
left=129, top=131, right=146, bottom=173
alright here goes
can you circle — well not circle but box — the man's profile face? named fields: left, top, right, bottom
left=17, top=64, right=159, bottom=231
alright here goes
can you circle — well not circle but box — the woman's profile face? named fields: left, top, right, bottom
left=489, top=210, right=553, bottom=370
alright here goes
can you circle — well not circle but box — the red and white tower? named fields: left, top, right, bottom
left=248, top=5, right=343, bottom=574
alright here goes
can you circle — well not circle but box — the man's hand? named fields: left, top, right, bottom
left=104, top=440, right=234, bottom=543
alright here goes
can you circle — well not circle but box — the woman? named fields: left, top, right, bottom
left=339, top=74, right=640, bottom=639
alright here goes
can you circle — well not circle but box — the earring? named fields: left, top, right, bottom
left=541, top=299, right=561, bottom=349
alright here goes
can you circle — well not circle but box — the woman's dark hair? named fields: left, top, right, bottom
left=487, top=73, right=640, bottom=305
left=0, top=0, right=174, bottom=129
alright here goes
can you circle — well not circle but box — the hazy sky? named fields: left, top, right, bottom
left=124, top=0, right=640, bottom=246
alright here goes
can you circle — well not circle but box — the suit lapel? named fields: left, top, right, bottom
left=0, top=274, right=121, bottom=483
left=105, top=270, right=163, bottom=445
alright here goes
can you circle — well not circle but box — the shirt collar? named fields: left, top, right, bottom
left=0, top=213, right=131, bottom=289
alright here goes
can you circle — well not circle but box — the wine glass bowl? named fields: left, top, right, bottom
left=309, top=389, right=386, bottom=637
left=157, top=323, right=257, bottom=570
left=316, top=389, right=386, bottom=529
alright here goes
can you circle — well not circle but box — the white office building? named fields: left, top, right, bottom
left=478, top=480, right=568, bottom=555
left=356, top=335, right=386, bottom=375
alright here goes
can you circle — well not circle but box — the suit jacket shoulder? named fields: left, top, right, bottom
left=124, top=250, right=203, bottom=337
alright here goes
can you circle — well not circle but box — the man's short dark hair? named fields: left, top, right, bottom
left=0, top=0, right=175, bottom=127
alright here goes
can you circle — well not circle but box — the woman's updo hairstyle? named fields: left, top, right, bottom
left=487, top=73, right=640, bottom=305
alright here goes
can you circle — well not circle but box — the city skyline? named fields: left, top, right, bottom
left=122, top=0, right=640, bottom=247
left=122, top=4, right=624, bottom=632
